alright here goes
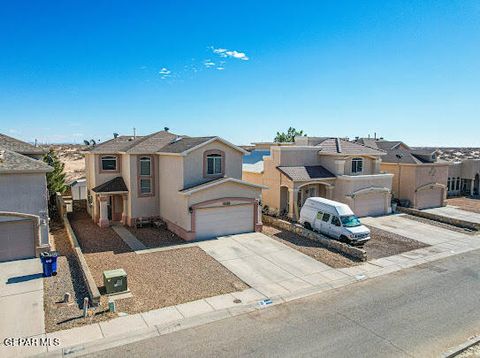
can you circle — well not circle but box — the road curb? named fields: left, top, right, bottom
left=442, top=335, right=480, bottom=358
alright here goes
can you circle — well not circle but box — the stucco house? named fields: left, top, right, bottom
left=85, top=130, right=265, bottom=240
left=447, top=159, right=480, bottom=197
left=356, top=138, right=449, bottom=209
left=242, top=136, right=393, bottom=219
left=0, top=134, right=52, bottom=262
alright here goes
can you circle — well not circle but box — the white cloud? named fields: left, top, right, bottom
left=159, top=67, right=172, bottom=79
left=216, top=67, right=225, bottom=71
left=212, top=47, right=249, bottom=61
left=203, top=60, right=216, bottom=68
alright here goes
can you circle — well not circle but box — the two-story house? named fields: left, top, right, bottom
left=242, top=136, right=393, bottom=219
left=0, top=133, right=52, bottom=262
left=85, top=131, right=265, bottom=240
left=447, top=159, right=480, bottom=197
left=356, top=138, right=449, bottom=209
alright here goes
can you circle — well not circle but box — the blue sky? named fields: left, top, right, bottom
left=0, top=1, right=479, bottom=146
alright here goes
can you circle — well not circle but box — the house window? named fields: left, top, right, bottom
left=447, top=178, right=451, bottom=191
left=456, top=177, right=460, bottom=191
left=207, top=154, right=222, bottom=175
left=101, top=156, right=117, bottom=171
left=138, top=156, right=153, bottom=195
left=351, top=158, right=363, bottom=174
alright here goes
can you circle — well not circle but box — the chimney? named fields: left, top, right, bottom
left=374, top=132, right=377, bottom=139
left=133, top=127, right=136, bottom=139
left=34, top=139, right=38, bottom=147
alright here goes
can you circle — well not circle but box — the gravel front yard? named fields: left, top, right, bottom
left=44, top=221, right=115, bottom=332
left=448, top=197, right=480, bottom=214
left=363, top=225, right=429, bottom=259
left=127, top=226, right=185, bottom=248
left=263, top=224, right=428, bottom=268
left=69, top=211, right=248, bottom=315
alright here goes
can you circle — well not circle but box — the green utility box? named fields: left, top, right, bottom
left=103, top=269, right=127, bottom=294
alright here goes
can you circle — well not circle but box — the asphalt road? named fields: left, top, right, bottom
left=88, top=249, right=480, bottom=358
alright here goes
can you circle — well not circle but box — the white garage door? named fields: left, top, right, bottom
left=416, top=188, right=443, bottom=210
left=0, top=219, right=35, bottom=262
left=195, top=204, right=254, bottom=240
left=354, top=192, right=387, bottom=217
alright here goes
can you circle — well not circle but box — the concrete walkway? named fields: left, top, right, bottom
left=111, top=225, right=147, bottom=251
left=424, top=205, right=480, bottom=224
left=0, top=258, right=45, bottom=357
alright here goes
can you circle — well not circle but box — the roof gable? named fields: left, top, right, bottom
left=0, top=149, right=52, bottom=173
left=0, top=133, right=45, bottom=155
left=316, top=138, right=385, bottom=156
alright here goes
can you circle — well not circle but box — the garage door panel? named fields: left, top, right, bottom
left=354, top=193, right=387, bottom=217
left=196, top=204, right=254, bottom=240
left=0, top=220, right=35, bottom=262
left=416, top=188, right=442, bottom=210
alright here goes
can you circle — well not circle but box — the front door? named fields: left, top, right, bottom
left=107, top=196, right=113, bottom=220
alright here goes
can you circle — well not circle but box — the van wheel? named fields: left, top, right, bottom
left=304, top=222, right=312, bottom=230
left=339, top=235, right=349, bottom=243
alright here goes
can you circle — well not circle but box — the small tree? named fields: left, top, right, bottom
left=274, top=127, right=307, bottom=143
left=43, top=149, right=68, bottom=204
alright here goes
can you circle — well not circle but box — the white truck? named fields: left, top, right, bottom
left=299, top=197, right=371, bottom=245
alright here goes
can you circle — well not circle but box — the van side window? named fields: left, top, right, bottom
left=322, top=213, right=331, bottom=223
left=331, top=216, right=341, bottom=227
left=316, top=211, right=323, bottom=220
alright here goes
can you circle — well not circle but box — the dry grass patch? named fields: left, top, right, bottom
left=127, top=226, right=185, bottom=248
left=447, top=197, right=480, bottom=214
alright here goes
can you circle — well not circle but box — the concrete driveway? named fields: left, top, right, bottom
left=198, top=232, right=349, bottom=297
left=0, top=258, right=45, bottom=355
left=424, top=205, right=480, bottom=224
left=362, top=214, right=473, bottom=246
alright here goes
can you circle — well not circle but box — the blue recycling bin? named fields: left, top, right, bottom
left=40, top=251, right=58, bottom=277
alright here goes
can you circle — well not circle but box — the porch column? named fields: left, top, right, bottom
left=98, top=195, right=109, bottom=228
left=373, top=159, right=381, bottom=174
left=121, top=194, right=128, bottom=225
left=326, top=185, right=334, bottom=200
left=288, top=188, right=299, bottom=220
left=471, top=180, right=475, bottom=196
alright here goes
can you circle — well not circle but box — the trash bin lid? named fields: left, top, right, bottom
left=103, top=269, right=127, bottom=279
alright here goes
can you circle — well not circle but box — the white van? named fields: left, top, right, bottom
left=299, top=197, right=370, bottom=245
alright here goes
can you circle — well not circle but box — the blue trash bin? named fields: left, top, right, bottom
left=40, top=252, right=58, bottom=277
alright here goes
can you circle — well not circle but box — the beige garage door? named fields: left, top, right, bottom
left=416, top=187, right=443, bottom=209
left=0, top=219, right=35, bottom=262
left=195, top=204, right=254, bottom=240
left=354, top=192, right=387, bottom=217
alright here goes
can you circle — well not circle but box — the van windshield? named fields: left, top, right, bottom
left=340, top=215, right=361, bottom=227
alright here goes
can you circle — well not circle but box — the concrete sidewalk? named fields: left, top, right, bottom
left=111, top=225, right=147, bottom=251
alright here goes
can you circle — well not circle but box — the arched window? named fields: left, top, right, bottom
left=204, top=150, right=225, bottom=177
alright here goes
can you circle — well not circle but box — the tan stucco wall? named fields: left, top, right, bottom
left=158, top=155, right=188, bottom=229
left=449, top=159, right=480, bottom=179
left=381, top=163, right=448, bottom=205
left=183, top=140, right=243, bottom=188
left=128, top=154, right=160, bottom=219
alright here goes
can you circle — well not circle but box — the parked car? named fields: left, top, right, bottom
left=299, top=197, right=370, bottom=245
